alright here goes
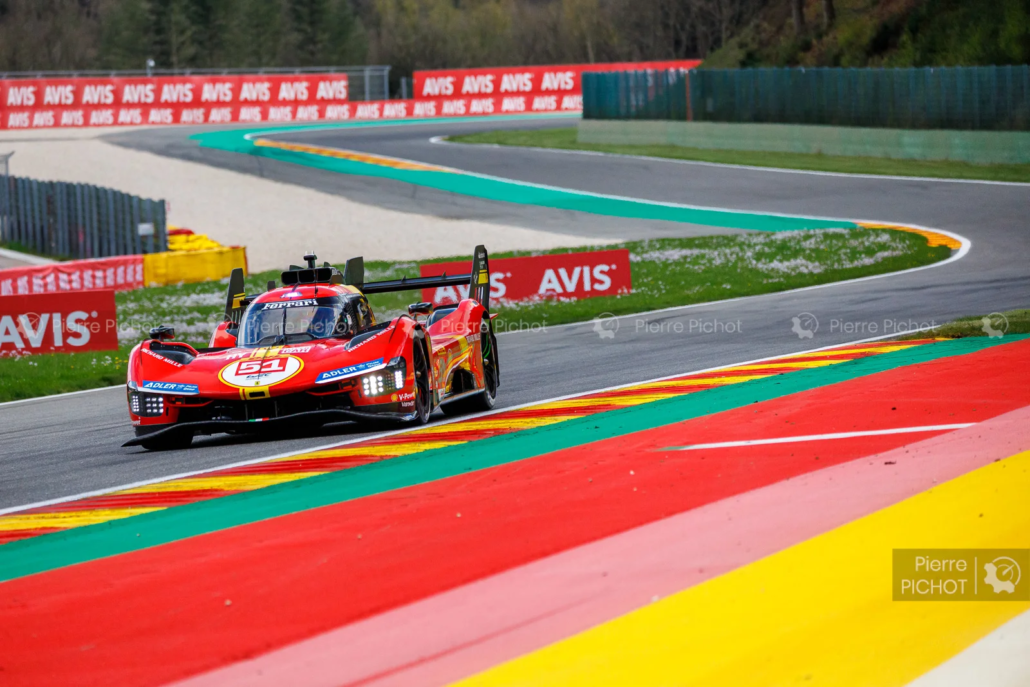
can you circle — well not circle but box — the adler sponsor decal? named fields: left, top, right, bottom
left=315, top=357, right=386, bottom=384
left=140, top=380, right=200, bottom=395
left=421, top=76, right=455, bottom=97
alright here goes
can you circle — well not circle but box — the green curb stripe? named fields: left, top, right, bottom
left=191, top=123, right=858, bottom=233
left=1, top=336, right=1018, bottom=583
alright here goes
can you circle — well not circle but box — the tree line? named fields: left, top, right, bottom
left=0, top=0, right=757, bottom=79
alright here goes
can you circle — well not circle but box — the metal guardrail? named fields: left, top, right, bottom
left=584, top=65, right=1030, bottom=131
left=0, top=176, right=167, bottom=259
left=0, top=65, right=393, bottom=102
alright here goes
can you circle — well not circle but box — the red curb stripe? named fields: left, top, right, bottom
left=3, top=340, right=1025, bottom=687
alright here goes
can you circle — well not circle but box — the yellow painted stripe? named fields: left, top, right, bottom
left=412, top=416, right=581, bottom=434
left=0, top=508, right=163, bottom=531
left=860, top=222, right=963, bottom=250
left=788, top=344, right=917, bottom=358
left=455, top=451, right=1030, bottom=687
left=254, top=139, right=451, bottom=172
left=286, top=441, right=464, bottom=462
left=114, top=472, right=321, bottom=494
left=720, top=360, right=841, bottom=371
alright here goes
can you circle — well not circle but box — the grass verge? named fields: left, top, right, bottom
left=0, top=228, right=950, bottom=403
left=894, top=309, right=1030, bottom=341
left=448, top=128, right=1030, bottom=183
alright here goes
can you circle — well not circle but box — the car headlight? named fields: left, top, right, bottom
left=361, top=357, right=406, bottom=397
left=128, top=389, right=165, bottom=417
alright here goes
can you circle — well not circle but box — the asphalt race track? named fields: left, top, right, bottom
left=1, top=115, right=1028, bottom=511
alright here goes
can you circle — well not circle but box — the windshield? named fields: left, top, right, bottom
left=238, top=297, right=350, bottom=348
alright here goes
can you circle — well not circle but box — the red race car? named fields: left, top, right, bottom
left=124, top=246, right=498, bottom=451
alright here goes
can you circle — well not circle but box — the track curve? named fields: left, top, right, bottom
left=2, top=116, right=1027, bottom=510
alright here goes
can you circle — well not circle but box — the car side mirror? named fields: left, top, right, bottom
left=408, top=302, right=434, bottom=317
left=150, top=325, right=175, bottom=341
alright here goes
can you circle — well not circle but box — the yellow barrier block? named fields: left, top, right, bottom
left=167, top=233, right=225, bottom=252
left=144, top=246, right=248, bottom=287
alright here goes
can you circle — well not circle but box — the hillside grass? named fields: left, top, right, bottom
left=0, top=228, right=950, bottom=402
left=448, top=127, right=1030, bottom=183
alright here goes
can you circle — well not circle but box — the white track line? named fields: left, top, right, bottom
left=0, top=384, right=124, bottom=408
left=669, top=424, right=975, bottom=450
left=431, top=135, right=1030, bottom=187
left=0, top=328, right=944, bottom=517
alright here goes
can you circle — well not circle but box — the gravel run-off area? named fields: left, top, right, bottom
left=0, top=127, right=611, bottom=271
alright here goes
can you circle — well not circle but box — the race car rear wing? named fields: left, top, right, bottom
left=346, top=245, right=492, bottom=310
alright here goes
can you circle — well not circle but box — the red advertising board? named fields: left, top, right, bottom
left=0, top=255, right=144, bottom=296
left=0, top=290, right=118, bottom=356
left=414, top=60, right=701, bottom=99
left=420, top=249, right=632, bottom=306
left=0, top=73, right=349, bottom=130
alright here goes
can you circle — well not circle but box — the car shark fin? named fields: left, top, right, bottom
left=224, top=267, right=246, bottom=326
left=469, top=245, right=490, bottom=311
left=343, top=256, right=364, bottom=289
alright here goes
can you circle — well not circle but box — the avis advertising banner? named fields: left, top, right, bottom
left=420, top=249, right=632, bottom=306
left=0, top=290, right=118, bottom=357
left=0, top=255, right=144, bottom=296
left=0, top=73, right=349, bottom=130
left=414, top=60, right=701, bottom=99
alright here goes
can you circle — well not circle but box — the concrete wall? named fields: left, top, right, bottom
left=578, top=120, right=1030, bottom=165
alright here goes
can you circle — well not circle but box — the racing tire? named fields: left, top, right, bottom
left=441, top=317, right=498, bottom=416
left=140, top=430, right=194, bottom=451
left=409, top=333, right=432, bottom=425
